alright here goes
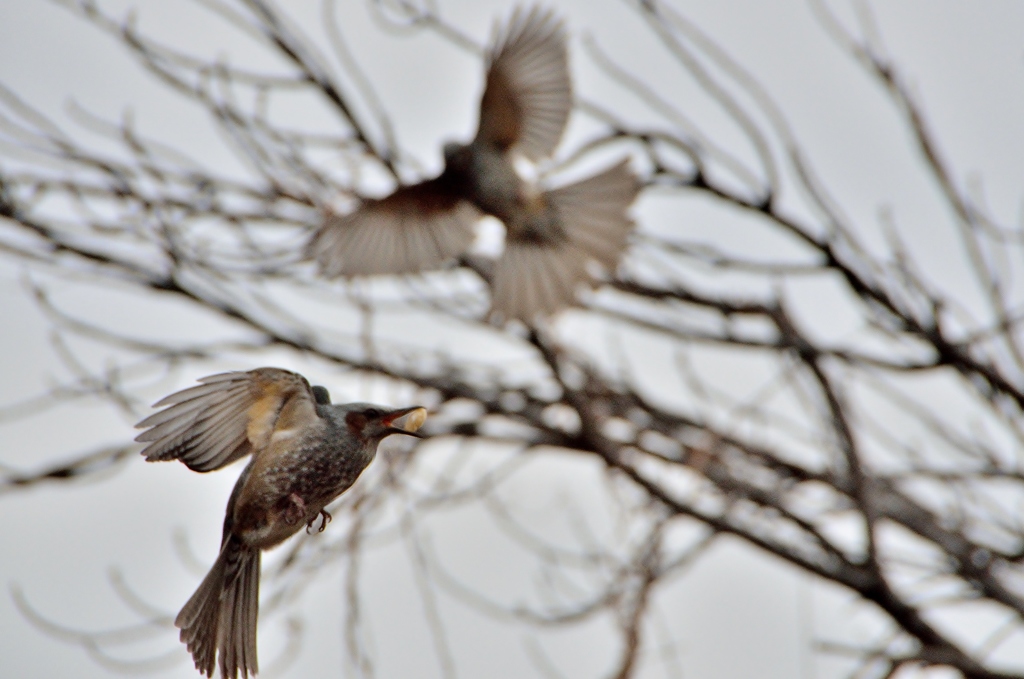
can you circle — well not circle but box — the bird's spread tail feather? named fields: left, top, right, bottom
left=547, top=159, right=639, bottom=270
left=490, top=160, right=638, bottom=322
left=176, top=536, right=260, bottom=678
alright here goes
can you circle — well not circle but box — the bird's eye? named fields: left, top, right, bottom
left=364, top=408, right=382, bottom=419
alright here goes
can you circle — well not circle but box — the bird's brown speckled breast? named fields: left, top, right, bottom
left=232, top=417, right=375, bottom=549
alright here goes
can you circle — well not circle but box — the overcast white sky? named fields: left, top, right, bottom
left=1, top=1, right=1023, bottom=678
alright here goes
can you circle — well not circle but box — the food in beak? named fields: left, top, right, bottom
left=393, top=407, right=427, bottom=433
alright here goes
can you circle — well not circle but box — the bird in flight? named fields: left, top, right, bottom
left=135, top=368, right=426, bottom=678
left=309, top=6, right=639, bottom=323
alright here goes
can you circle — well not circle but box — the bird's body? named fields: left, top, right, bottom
left=441, top=141, right=526, bottom=224
left=136, top=368, right=425, bottom=678
left=310, top=6, right=639, bottom=323
left=226, top=403, right=373, bottom=548
left=442, top=139, right=566, bottom=245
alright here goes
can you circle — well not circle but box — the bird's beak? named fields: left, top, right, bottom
left=383, top=406, right=428, bottom=438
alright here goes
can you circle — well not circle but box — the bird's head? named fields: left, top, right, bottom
left=340, top=403, right=427, bottom=444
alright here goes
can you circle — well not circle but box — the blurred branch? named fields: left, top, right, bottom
left=0, top=445, right=133, bottom=495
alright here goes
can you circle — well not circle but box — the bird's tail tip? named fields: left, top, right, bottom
left=176, top=537, right=261, bottom=679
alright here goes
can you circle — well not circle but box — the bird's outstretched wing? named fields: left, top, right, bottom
left=309, top=178, right=478, bottom=276
left=475, top=6, right=571, bottom=161
left=490, top=159, right=639, bottom=323
left=135, top=368, right=321, bottom=472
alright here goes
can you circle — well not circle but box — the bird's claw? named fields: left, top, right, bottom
left=306, top=508, right=332, bottom=534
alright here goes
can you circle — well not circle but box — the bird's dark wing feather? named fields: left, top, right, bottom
left=135, top=368, right=320, bottom=472
left=475, top=6, right=571, bottom=161
left=309, top=178, right=478, bottom=276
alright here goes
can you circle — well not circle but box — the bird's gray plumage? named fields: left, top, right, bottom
left=137, top=369, right=424, bottom=678
left=309, top=5, right=639, bottom=324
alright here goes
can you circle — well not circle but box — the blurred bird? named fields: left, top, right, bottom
left=135, top=368, right=426, bottom=678
left=309, top=5, right=640, bottom=322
